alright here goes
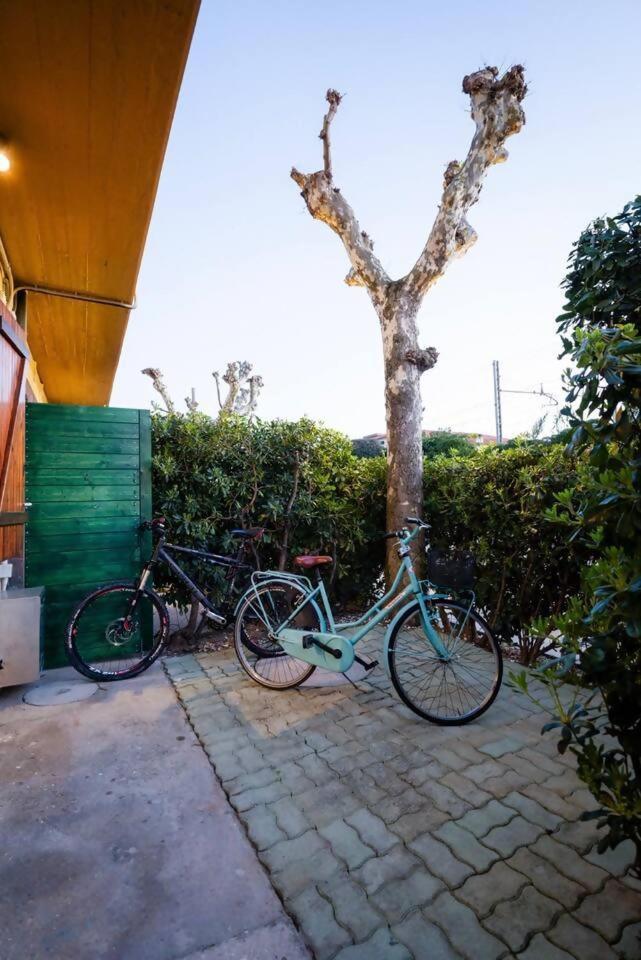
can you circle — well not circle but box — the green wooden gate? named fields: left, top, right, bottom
left=25, top=403, right=152, bottom=668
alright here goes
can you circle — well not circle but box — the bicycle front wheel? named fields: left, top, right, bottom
left=66, top=582, right=169, bottom=681
left=234, top=581, right=319, bottom=689
left=388, top=599, right=502, bottom=724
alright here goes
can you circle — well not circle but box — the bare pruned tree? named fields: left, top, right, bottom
left=213, top=361, right=264, bottom=419
left=142, top=367, right=175, bottom=414
left=291, top=67, right=526, bottom=577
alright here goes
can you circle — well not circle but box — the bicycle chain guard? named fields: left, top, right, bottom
left=277, top=629, right=355, bottom=673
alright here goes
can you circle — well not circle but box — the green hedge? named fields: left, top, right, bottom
left=151, top=412, right=584, bottom=663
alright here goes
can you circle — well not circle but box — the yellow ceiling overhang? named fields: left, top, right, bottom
left=0, top=0, right=200, bottom=405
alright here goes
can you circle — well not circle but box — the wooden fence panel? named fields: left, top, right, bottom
left=25, top=403, right=151, bottom=668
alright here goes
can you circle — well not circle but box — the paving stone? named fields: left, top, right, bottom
left=242, top=804, right=286, bottom=851
left=259, top=828, right=326, bottom=873
left=346, top=808, right=398, bottom=854
left=403, top=759, right=450, bottom=789
left=483, top=884, right=560, bottom=953
left=479, top=735, right=526, bottom=758
left=440, top=771, right=493, bottom=807
left=274, top=761, right=315, bottom=796
left=522, top=783, right=583, bottom=820
left=296, top=781, right=361, bottom=827
left=484, top=768, right=531, bottom=798
left=333, top=927, right=412, bottom=960
left=231, top=779, right=290, bottom=812
left=273, top=848, right=343, bottom=900
left=319, top=873, right=383, bottom=941
left=393, top=910, right=463, bottom=960
left=353, top=844, right=420, bottom=895
left=455, top=798, right=516, bottom=838
left=503, top=751, right=549, bottom=784
left=433, top=821, right=498, bottom=871
left=531, top=834, right=608, bottom=891
left=228, top=766, right=277, bottom=796
left=296, top=751, right=334, bottom=785
left=573, top=877, right=641, bottom=943
left=455, top=860, right=527, bottom=917
left=269, top=796, right=311, bottom=838
left=416, top=780, right=471, bottom=818
left=427, top=891, right=508, bottom=960
left=319, top=818, right=375, bottom=870
left=408, top=833, right=474, bottom=887
left=545, top=768, right=582, bottom=795
left=517, top=933, right=575, bottom=958
left=503, top=790, right=561, bottom=830
left=288, top=883, right=352, bottom=960
left=372, top=868, right=443, bottom=923
left=519, top=746, right=567, bottom=778
left=341, top=768, right=386, bottom=805
left=365, top=761, right=408, bottom=795
left=483, top=815, right=543, bottom=857
left=547, top=914, right=618, bottom=960
left=462, top=759, right=505, bottom=785
left=438, top=741, right=487, bottom=769
left=389, top=807, right=448, bottom=843
left=552, top=818, right=601, bottom=855
left=614, top=921, right=641, bottom=959
left=508, top=846, right=585, bottom=908
left=585, top=839, right=637, bottom=877
left=376, top=787, right=426, bottom=824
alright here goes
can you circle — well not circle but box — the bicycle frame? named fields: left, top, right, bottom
left=138, top=533, right=252, bottom=627
left=248, top=526, right=474, bottom=662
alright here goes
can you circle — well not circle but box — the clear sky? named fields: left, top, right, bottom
left=111, top=0, right=641, bottom=440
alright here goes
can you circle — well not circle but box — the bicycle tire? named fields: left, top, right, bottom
left=388, top=599, right=502, bottom=724
left=66, top=581, right=170, bottom=681
left=234, top=581, right=317, bottom=689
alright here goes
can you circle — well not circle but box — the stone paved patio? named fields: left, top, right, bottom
left=165, top=630, right=641, bottom=960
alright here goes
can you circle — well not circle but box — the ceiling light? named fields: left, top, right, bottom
left=0, top=138, right=11, bottom=173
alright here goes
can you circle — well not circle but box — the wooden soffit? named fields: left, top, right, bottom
left=0, top=0, right=200, bottom=405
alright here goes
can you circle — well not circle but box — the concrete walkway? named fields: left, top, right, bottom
left=0, top=665, right=309, bottom=960
left=166, top=633, right=641, bottom=960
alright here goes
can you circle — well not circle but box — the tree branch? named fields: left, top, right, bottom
left=142, top=367, right=175, bottom=414
left=291, top=90, right=390, bottom=299
left=320, top=88, right=342, bottom=179
left=404, top=65, right=527, bottom=299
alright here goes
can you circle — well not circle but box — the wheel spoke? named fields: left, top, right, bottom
left=389, top=601, right=501, bottom=723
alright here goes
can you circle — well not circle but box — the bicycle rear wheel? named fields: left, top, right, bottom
left=388, top=599, right=502, bottom=724
left=66, top=582, right=169, bottom=681
left=234, top=581, right=318, bottom=689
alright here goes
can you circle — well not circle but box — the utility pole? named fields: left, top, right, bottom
left=493, top=360, right=503, bottom=445
left=492, top=361, right=558, bottom=444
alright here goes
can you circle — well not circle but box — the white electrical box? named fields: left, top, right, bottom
left=0, top=586, right=44, bottom=688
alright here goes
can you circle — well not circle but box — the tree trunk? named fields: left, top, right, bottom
left=379, top=288, right=424, bottom=581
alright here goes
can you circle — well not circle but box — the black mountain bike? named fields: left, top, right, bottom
left=65, top=518, right=263, bottom=681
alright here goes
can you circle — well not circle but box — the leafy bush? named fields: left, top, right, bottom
left=423, top=444, right=585, bottom=663
left=511, top=196, right=641, bottom=874
left=352, top=437, right=385, bottom=458
left=152, top=414, right=385, bottom=608
left=152, top=413, right=581, bottom=665
left=422, top=430, right=477, bottom=458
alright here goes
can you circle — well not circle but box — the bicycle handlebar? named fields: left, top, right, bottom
left=140, top=517, right=166, bottom=533
left=383, top=518, right=431, bottom=541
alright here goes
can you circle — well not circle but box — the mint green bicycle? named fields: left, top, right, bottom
left=234, top=518, right=503, bottom=725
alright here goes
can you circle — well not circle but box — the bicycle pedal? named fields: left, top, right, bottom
left=354, top=655, right=379, bottom=672
left=204, top=610, right=226, bottom=626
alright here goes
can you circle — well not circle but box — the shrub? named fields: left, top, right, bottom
left=151, top=413, right=581, bottom=665
left=352, top=438, right=385, bottom=458
left=422, top=430, right=477, bottom=458
left=152, top=413, right=385, bottom=608
left=423, top=444, right=585, bottom=663
left=511, top=196, right=641, bottom=874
